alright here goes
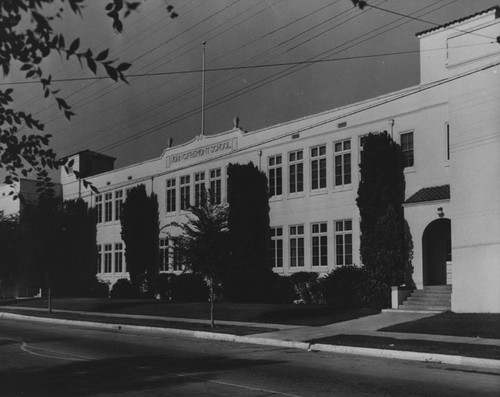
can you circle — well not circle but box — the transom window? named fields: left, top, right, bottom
left=334, top=140, right=351, bottom=187
left=312, top=222, right=328, bottom=266
left=311, top=145, right=327, bottom=190
left=289, top=150, right=304, bottom=194
left=268, top=155, right=283, bottom=197
left=289, top=225, right=305, bottom=267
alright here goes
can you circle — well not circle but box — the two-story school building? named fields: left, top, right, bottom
left=60, top=7, right=500, bottom=313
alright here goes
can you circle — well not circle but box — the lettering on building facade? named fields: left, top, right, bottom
left=166, top=138, right=237, bottom=168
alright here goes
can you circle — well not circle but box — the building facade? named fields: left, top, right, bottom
left=59, top=8, right=500, bottom=313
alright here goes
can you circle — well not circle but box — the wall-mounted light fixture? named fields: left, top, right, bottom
left=437, top=207, right=444, bottom=218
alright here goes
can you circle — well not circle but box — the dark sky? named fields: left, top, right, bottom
left=6, top=0, right=499, bottom=172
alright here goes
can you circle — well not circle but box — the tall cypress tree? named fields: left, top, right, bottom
left=120, top=185, right=159, bottom=294
left=356, top=132, right=409, bottom=307
left=225, top=162, right=272, bottom=302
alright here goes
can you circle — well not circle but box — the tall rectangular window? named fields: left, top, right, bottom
left=180, top=175, right=191, bottom=210
left=334, top=140, right=351, bottom=187
left=114, top=190, right=123, bottom=221
left=289, top=225, right=304, bottom=267
left=311, top=145, right=327, bottom=190
left=166, top=178, right=176, bottom=213
left=104, top=193, right=113, bottom=222
left=270, top=227, right=283, bottom=268
left=401, top=132, right=414, bottom=168
left=159, top=238, right=169, bottom=272
left=335, top=220, right=353, bottom=266
left=96, top=245, right=102, bottom=273
left=194, top=172, right=205, bottom=207
left=170, top=241, right=181, bottom=271
left=289, top=150, right=303, bottom=194
left=104, top=244, right=113, bottom=273
left=209, top=168, right=222, bottom=204
left=114, top=243, right=123, bottom=273
left=445, top=123, right=450, bottom=161
left=312, top=222, right=328, bottom=267
left=268, top=155, right=282, bottom=197
left=95, top=195, right=103, bottom=224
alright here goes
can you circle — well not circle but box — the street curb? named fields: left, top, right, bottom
left=2, top=311, right=499, bottom=370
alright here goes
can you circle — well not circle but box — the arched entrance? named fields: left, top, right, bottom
left=422, top=218, right=451, bottom=286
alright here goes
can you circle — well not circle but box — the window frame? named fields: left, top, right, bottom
left=334, top=139, right=352, bottom=188
left=289, top=224, right=305, bottom=268
left=270, top=226, right=284, bottom=268
left=335, top=219, right=353, bottom=266
left=180, top=175, right=191, bottom=211
left=268, top=154, right=283, bottom=198
left=400, top=131, right=414, bottom=169
left=310, top=144, right=327, bottom=191
left=288, top=150, right=304, bottom=194
left=166, top=178, right=176, bottom=213
left=209, top=168, right=222, bottom=205
left=311, top=222, right=328, bottom=267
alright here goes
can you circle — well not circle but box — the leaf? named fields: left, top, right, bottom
left=20, top=64, right=32, bottom=71
left=96, top=49, right=109, bottom=62
left=69, top=38, right=80, bottom=54
left=87, top=56, right=97, bottom=74
left=117, top=62, right=131, bottom=72
left=90, top=185, right=100, bottom=194
left=104, top=64, right=118, bottom=81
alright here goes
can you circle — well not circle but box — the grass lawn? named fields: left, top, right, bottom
left=0, top=298, right=379, bottom=326
left=379, top=312, right=500, bottom=339
left=307, top=334, right=500, bottom=360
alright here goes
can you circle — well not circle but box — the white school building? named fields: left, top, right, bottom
left=42, top=7, right=500, bottom=312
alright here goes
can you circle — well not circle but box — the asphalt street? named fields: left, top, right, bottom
left=0, top=318, right=499, bottom=396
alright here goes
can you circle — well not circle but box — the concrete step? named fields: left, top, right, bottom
left=397, top=285, right=452, bottom=312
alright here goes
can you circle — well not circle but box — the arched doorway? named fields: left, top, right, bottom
left=422, top=218, right=451, bottom=286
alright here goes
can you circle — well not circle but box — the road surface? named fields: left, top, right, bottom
left=0, top=318, right=498, bottom=396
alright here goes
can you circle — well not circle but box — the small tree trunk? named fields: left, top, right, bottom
left=210, top=283, right=215, bottom=328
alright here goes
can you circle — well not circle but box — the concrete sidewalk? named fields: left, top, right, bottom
left=1, top=306, right=499, bottom=369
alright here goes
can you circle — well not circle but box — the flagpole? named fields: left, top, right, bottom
left=201, top=41, right=206, bottom=136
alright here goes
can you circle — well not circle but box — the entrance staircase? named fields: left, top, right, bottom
left=399, top=285, right=451, bottom=312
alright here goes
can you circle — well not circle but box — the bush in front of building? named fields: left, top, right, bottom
left=290, top=272, right=323, bottom=304
left=86, top=278, right=110, bottom=298
left=321, top=265, right=368, bottom=308
left=271, top=274, right=297, bottom=304
left=155, top=273, right=176, bottom=300
left=170, top=273, right=209, bottom=302
left=110, top=278, right=137, bottom=299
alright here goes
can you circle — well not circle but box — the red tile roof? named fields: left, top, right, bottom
left=405, top=185, right=450, bottom=204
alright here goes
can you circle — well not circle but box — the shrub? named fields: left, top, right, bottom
left=86, top=278, right=109, bottom=298
left=290, top=272, right=323, bottom=304
left=271, top=274, right=297, bottom=304
left=155, top=273, right=176, bottom=300
left=110, top=278, right=137, bottom=299
left=171, top=273, right=209, bottom=302
left=321, top=265, right=368, bottom=308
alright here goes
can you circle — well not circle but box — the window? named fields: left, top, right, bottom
left=114, top=243, right=123, bottom=273
left=335, top=220, right=353, bottom=266
left=104, top=193, right=113, bottom=222
left=209, top=168, right=222, bottom=204
left=114, top=190, right=123, bottom=221
left=96, top=245, right=102, bottom=273
left=334, top=140, right=351, bottom=187
left=311, top=145, right=327, bottom=190
left=95, top=195, right=103, bottom=224
left=289, top=225, right=304, bottom=267
left=312, top=222, right=328, bottom=267
left=180, top=175, right=191, bottom=210
left=270, top=227, right=283, bottom=268
left=445, top=123, right=450, bottom=161
left=166, top=178, right=176, bottom=213
left=289, top=150, right=303, bottom=194
left=400, top=132, right=414, bottom=168
left=159, top=238, right=169, bottom=272
left=268, top=155, right=282, bottom=197
left=194, top=172, right=205, bottom=207
left=104, top=244, right=113, bottom=273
